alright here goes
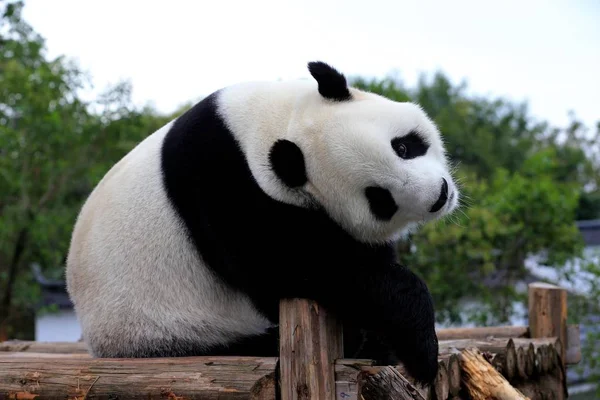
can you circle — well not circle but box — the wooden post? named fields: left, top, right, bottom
left=528, top=282, right=567, bottom=361
left=279, top=298, right=343, bottom=400
left=528, top=282, right=568, bottom=400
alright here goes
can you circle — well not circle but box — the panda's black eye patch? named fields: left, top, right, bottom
left=269, top=139, right=308, bottom=188
left=391, top=131, right=429, bottom=160
left=365, top=186, right=398, bottom=221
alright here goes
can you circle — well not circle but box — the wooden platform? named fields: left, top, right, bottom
left=0, top=282, right=581, bottom=399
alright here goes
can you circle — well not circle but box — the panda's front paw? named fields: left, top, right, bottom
left=390, top=329, right=439, bottom=386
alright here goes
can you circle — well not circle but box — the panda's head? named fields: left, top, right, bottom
left=266, top=61, right=460, bottom=244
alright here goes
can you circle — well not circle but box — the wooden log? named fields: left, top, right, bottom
left=437, top=326, right=529, bottom=340
left=536, top=346, right=547, bottom=375
left=459, top=348, right=530, bottom=400
left=525, top=343, right=535, bottom=377
left=278, top=298, right=343, bottom=400
left=516, top=346, right=527, bottom=380
left=446, top=354, right=461, bottom=397
left=0, top=340, right=89, bottom=354
left=490, top=352, right=506, bottom=377
left=438, top=337, right=562, bottom=355
left=504, top=339, right=518, bottom=382
left=528, top=282, right=567, bottom=362
left=360, top=366, right=426, bottom=400
left=0, top=352, right=277, bottom=399
left=433, top=361, right=450, bottom=400
left=351, top=364, right=431, bottom=399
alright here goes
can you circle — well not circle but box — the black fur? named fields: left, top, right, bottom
left=160, top=91, right=439, bottom=385
left=365, top=186, right=398, bottom=221
left=430, top=178, right=448, bottom=213
left=307, top=61, right=352, bottom=102
left=269, top=139, right=307, bottom=188
left=392, top=131, right=429, bottom=160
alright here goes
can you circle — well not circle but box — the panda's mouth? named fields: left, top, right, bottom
left=429, top=178, right=449, bottom=213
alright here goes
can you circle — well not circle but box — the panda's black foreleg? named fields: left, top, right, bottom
left=315, top=262, right=439, bottom=386
left=342, top=326, right=400, bottom=364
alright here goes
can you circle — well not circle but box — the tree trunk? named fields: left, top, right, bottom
left=0, top=225, right=29, bottom=341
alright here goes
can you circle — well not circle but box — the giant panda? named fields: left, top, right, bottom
left=65, top=61, right=459, bottom=385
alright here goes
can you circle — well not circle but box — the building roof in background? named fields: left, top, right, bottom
left=30, top=263, right=72, bottom=310
left=577, top=219, right=600, bottom=247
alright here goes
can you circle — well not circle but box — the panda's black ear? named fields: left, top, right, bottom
left=308, top=61, right=352, bottom=102
left=269, top=139, right=308, bottom=188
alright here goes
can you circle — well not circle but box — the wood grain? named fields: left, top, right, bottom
left=360, top=366, right=426, bottom=400
left=437, top=326, right=529, bottom=341
left=0, top=352, right=277, bottom=399
left=278, top=298, right=343, bottom=400
left=528, top=282, right=567, bottom=361
left=459, top=348, right=529, bottom=400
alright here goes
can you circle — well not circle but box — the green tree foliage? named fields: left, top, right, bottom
left=0, top=1, right=176, bottom=338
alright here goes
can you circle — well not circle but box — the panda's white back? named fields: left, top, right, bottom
left=66, top=119, right=273, bottom=357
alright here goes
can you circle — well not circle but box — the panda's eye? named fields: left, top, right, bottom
left=392, top=132, right=429, bottom=160
left=393, top=142, right=408, bottom=159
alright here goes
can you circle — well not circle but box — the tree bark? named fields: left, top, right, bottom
left=528, top=282, right=567, bottom=362
left=0, top=226, right=29, bottom=341
left=278, top=298, right=343, bottom=400
left=360, top=366, right=426, bottom=400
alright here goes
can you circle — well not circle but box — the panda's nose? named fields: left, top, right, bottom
left=429, top=178, right=448, bottom=213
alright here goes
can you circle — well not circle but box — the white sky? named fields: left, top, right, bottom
left=21, top=0, right=600, bottom=129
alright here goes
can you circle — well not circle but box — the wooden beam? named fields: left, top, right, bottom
left=437, top=326, right=529, bottom=341
left=0, top=352, right=277, bottom=399
left=3, top=352, right=573, bottom=400
left=0, top=340, right=89, bottom=354
left=446, top=354, right=462, bottom=397
left=528, top=282, right=568, bottom=362
left=438, top=337, right=564, bottom=356
left=278, top=298, right=343, bottom=400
